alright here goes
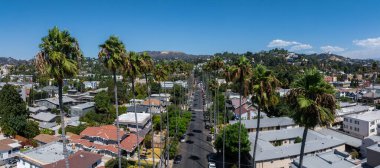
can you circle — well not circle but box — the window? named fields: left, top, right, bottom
left=378, top=125, right=380, bottom=129
left=344, top=118, right=348, bottom=122
left=354, top=120, right=359, bottom=125
left=371, top=129, right=375, bottom=133
left=350, top=119, right=352, bottom=123
left=371, top=121, right=375, bottom=125
left=350, top=126, right=352, bottom=130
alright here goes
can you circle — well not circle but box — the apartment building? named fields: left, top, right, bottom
left=343, top=111, right=380, bottom=139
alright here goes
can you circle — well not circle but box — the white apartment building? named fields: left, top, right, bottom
left=343, top=111, right=380, bottom=139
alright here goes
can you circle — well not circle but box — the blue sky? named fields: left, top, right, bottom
left=1, top=0, right=380, bottom=59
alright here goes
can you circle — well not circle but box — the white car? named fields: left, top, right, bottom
left=208, top=162, right=216, bottom=168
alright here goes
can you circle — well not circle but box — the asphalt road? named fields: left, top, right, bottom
left=173, top=85, right=214, bottom=168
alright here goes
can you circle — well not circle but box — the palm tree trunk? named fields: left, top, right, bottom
left=158, top=84, right=164, bottom=168
left=238, top=86, right=242, bottom=168
left=132, top=79, right=141, bottom=168
left=113, top=72, right=121, bottom=168
left=165, top=82, right=170, bottom=167
left=145, top=75, right=155, bottom=167
left=223, top=91, right=227, bottom=168
left=298, top=127, right=309, bottom=168
left=58, top=80, right=70, bottom=168
left=214, top=84, right=217, bottom=140
left=252, top=106, right=261, bottom=168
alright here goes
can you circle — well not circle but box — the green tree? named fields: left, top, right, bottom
left=214, top=123, right=251, bottom=163
left=99, top=35, right=127, bottom=167
left=35, top=27, right=83, bottom=168
left=249, top=64, right=280, bottom=168
left=23, top=121, right=40, bottom=139
left=286, top=69, right=337, bottom=168
left=94, top=91, right=111, bottom=113
left=0, top=84, right=28, bottom=136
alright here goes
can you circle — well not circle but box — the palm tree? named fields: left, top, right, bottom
left=209, top=56, right=224, bottom=138
left=139, top=52, right=155, bottom=165
left=222, top=65, right=236, bottom=168
left=249, top=65, right=280, bottom=168
left=286, top=68, right=337, bottom=168
left=124, top=52, right=143, bottom=167
left=98, top=35, right=126, bottom=168
left=229, top=56, right=252, bottom=168
left=35, top=26, right=83, bottom=168
left=153, top=63, right=169, bottom=167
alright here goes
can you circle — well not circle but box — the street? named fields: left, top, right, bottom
left=173, top=83, right=214, bottom=168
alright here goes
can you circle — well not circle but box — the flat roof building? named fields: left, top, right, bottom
left=230, top=117, right=296, bottom=132
left=343, top=110, right=380, bottom=139
left=366, top=143, right=380, bottom=168
left=291, top=150, right=360, bottom=168
left=249, top=127, right=345, bottom=168
left=70, top=102, right=95, bottom=117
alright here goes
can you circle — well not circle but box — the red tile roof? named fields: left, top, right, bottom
left=43, top=150, right=102, bottom=168
left=0, top=139, right=17, bottom=151
left=93, top=144, right=118, bottom=154
left=143, top=98, right=161, bottom=106
left=120, top=133, right=144, bottom=152
left=231, top=98, right=248, bottom=109
left=80, top=125, right=126, bottom=141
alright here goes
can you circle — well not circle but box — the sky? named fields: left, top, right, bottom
left=1, top=0, right=380, bottom=59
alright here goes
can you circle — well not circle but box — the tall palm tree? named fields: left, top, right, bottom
left=229, top=56, right=252, bottom=168
left=222, top=65, right=236, bottom=168
left=124, top=52, right=143, bottom=167
left=98, top=36, right=126, bottom=168
left=286, top=68, right=337, bottom=168
left=139, top=52, right=155, bottom=165
left=153, top=63, right=169, bottom=167
left=35, top=26, right=83, bottom=168
left=209, top=56, right=224, bottom=138
left=249, top=65, right=280, bottom=168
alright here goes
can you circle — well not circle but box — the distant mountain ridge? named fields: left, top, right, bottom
left=0, top=57, right=31, bottom=65
left=141, top=51, right=211, bottom=60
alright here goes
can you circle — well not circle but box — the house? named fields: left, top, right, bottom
left=35, top=96, right=77, bottom=109
left=343, top=110, right=380, bottom=139
left=317, top=128, right=362, bottom=152
left=150, top=93, right=171, bottom=103
left=28, top=106, right=48, bottom=114
left=83, top=81, right=99, bottom=90
left=43, top=150, right=102, bottom=168
left=70, top=102, right=95, bottom=117
left=160, top=81, right=174, bottom=89
left=230, top=117, right=296, bottom=133
left=291, top=150, right=360, bottom=168
left=129, top=99, right=144, bottom=105
left=33, top=134, right=59, bottom=146
left=0, top=139, right=21, bottom=165
left=31, top=112, right=58, bottom=123
left=366, top=143, right=380, bottom=168
left=17, top=142, right=72, bottom=168
left=360, top=135, right=380, bottom=157
left=88, top=88, right=107, bottom=97
left=249, top=127, right=345, bottom=168
left=118, top=113, right=151, bottom=136
left=335, top=104, right=372, bottom=123
left=142, top=98, right=163, bottom=114
left=40, top=86, right=58, bottom=97
left=69, top=125, right=143, bottom=157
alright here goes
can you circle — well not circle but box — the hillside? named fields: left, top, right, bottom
left=0, top=57, right=31, bottom=65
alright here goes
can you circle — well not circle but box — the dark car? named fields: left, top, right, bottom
left=174, top=155, right=182, bottom=164
left=207, top=135, right=212, bottom=141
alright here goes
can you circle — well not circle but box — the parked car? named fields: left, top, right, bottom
left=174, top=155, right=182, bottom=164
left=208, top=162, right=216, bottom=168
left=180, top=135, right=186, bottom=142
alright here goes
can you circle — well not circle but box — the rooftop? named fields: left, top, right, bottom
left=43, top=150, right=102, bottom=168
left=367, top=143, right=380, bottom=153
left=291, top=150, right=359, bottom=168
left=28, top=106, right=48, bottom=113
left=142, top=98, right=161, bottom=106
left=317, top=128, right=362, bottom=148
left=33, top=134, right=60, bottom=144
left=118, top=113, right=151, bottom=125
left=249, top=127, right=345, bottom=162
left=80, top=125, right=127, bottom=141
left=36, top=96, right=77, bottom=105
left=126, top=105, right=149, bottom=113
left=336, top=105, right=371, bottom=116
left=120, top=133, right=144, bottom=152
left=39, top=122, right=57, bottom=129
left=31, top=112, right=57, bottom=122
left=70, top=102, right=95, bottom=110
left=0, top=139, right=20, bottom=151
left=229, top=117, right=295, bottom=129
left=19, top=142, right=73, bottom=165
left=346, top=110, right=380, bottom=121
